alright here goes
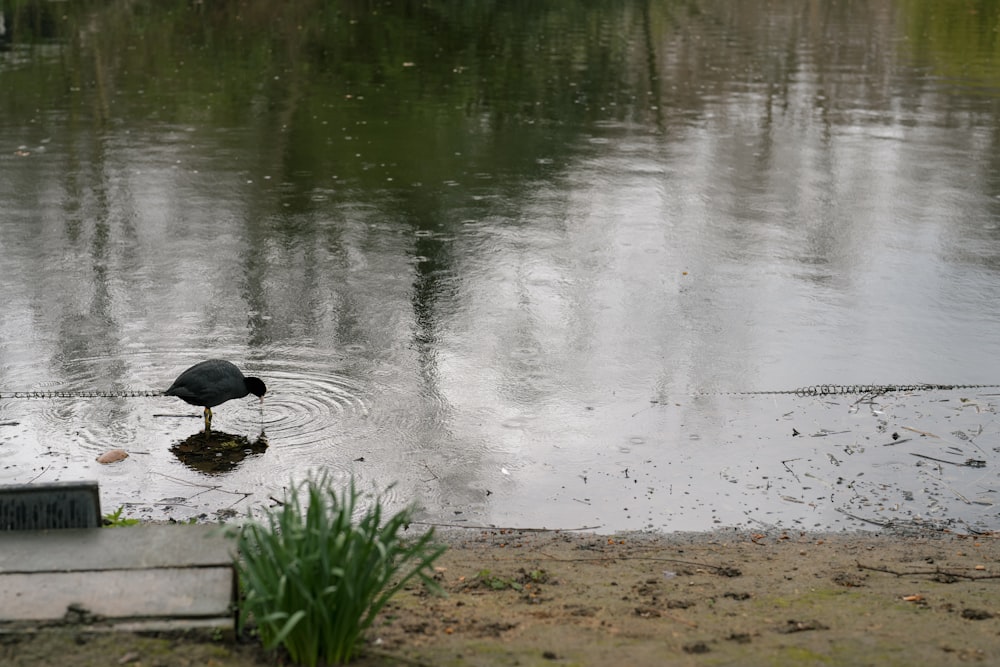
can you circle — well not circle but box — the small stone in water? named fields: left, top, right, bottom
left=96, top=449, right=129, bottom=464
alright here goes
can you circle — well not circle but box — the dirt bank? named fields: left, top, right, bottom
left=3, top=528, right=999, bottom=666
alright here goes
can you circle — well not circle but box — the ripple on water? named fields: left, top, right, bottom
left=210, top=355, right=380, bottom=489
left=0, top=351, right=408, bottom=517
left=35, top=354, right=154, bottom=456
left=367, top=382, right=452, bottom=447
left=260, top=366, right=371, bottom=447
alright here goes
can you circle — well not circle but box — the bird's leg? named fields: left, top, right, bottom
left=204, top=407, right=213, bottom=432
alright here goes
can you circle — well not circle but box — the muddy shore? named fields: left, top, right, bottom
left=3, top=528, right=999, bottom=666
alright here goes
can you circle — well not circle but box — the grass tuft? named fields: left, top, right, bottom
left=102, top=506, right=140, bottom=527
left=234, top=474, right=445, bottom=665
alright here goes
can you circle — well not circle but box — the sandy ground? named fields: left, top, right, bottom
left=3, top=528, right=999, bottom=666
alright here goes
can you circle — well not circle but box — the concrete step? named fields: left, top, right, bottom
left=0, top=524, right=236, bottom=634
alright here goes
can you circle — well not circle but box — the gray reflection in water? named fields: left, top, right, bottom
left=0, top=0, right=999, bottom=532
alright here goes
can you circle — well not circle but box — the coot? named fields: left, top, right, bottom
left=165, top=359, right=267, bottom=430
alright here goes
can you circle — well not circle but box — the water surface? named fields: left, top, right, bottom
left=2, top=0, right=1000, bottom=532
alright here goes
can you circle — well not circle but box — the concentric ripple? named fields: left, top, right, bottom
left=0, top=353, right=157, bottom=460
left=259, top=365, right=372, bottom=447
left=2, top=348, right=498, bottom=524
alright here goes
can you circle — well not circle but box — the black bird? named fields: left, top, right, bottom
left=165, top=359, right=267, bottom=431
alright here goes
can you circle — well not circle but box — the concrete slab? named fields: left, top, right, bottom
left=0, top=524, right=236, bottom=633
left=1, top=568, right=233, bottom=620
left=0, top=523, right=234, bottom=572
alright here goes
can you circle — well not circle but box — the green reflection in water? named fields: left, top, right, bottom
left=899, top=0, right=1000, bottom=91
left=0, top=0, right=686, bottom=199
left=4, top=0, right=1000, bottom=353
left=5, top=0, right=999, bottom=199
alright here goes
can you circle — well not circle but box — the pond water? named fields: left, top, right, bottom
left=2, top=0, right=1000, bottom=533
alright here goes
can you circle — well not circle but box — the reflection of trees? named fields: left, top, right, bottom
left=899, top=0, right=1000, bottom=87
left=6, top=0, right=1000, bottom=134
left=3, top=1, right=683, bottom=182
left=4, top=0, right=1000, bottom=382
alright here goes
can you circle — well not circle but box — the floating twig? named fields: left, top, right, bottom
left=901, top=426, right=939, bottom=438
left=26, top=464, right=52, bottom=484
left=149, top=471, right=254, bottom=500
left=782, top=458, right=802, bottom=483
left=408, top=521, right=602, bottom=533
left=834, top=508, right=893, bottom=527
left=910, top=453, right=984, bottom=467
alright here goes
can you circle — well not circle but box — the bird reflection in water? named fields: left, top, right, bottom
left=170, top=429, right=269, bottom=474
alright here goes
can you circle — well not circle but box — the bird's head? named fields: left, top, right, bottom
left=246, top=377, right=267, bottom=400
